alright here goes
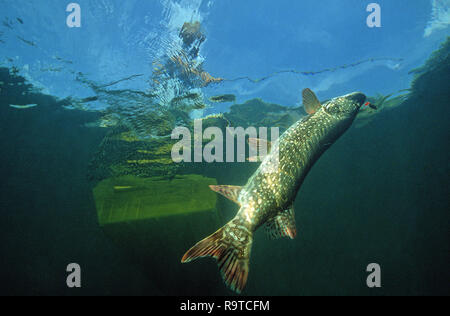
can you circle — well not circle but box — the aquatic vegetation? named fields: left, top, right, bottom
left=113, top=131, right=142, bottom=143
left=155, top=142, right=176, bottom=155
left=74, top=68, right=207, bottom=140
left=88, top=124, right=182, bottom=182
left=409, top=37, right=450, bottom=75
left=84, top=113, right=120, bottom=128
left=410, top=37, right=450, bottom=94
left=127, top=158, right=174, bottom=165
left=355, top=37, right=450, bottom=129
left=201, top=113, right=231, bottom=131
left=86, top=97, right=305, bottom=183
left=224, top=98, right=302, bottom=132
left=170, top=91, right=206, bottom=111
left=209, top=94, right=236, bottom=103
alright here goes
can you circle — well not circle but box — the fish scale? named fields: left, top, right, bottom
left=182, top=89, right=366, bottom=294
left=240, top=103, right=351, bottom=228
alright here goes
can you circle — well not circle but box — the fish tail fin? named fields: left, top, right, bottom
left=181, top=219, right=253, bottom=294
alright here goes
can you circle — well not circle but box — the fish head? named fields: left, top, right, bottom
left=323, top=92, right=366, bottom=119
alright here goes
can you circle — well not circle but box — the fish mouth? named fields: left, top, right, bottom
left=347, top=92, right=366, bottom=107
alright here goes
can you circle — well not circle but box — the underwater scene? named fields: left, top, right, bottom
left=0, top=0, right=449, bottom=297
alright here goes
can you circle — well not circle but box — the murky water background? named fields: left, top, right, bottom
left=0, top=1, right=449, bottom=295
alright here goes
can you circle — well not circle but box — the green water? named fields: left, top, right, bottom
left=0, top=44, right=448, bottom=296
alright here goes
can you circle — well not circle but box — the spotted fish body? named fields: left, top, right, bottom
left=182, top=90, right=366, bottom=293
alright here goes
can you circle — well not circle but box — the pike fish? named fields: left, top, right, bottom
left=181, top=89, right=367, bottom=293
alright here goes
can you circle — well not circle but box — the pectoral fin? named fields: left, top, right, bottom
left=209, top=185, right=243, bottom=205
left=265, top=205, right=297, bottom=239
left=302, top=88, right=321, bottom=114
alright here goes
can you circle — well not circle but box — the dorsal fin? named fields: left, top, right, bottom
left=302, top=88, right=321, bottom=114
left=265, top=205, right=297, bottom=239
left=209, top=185, right=242, bottom=205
